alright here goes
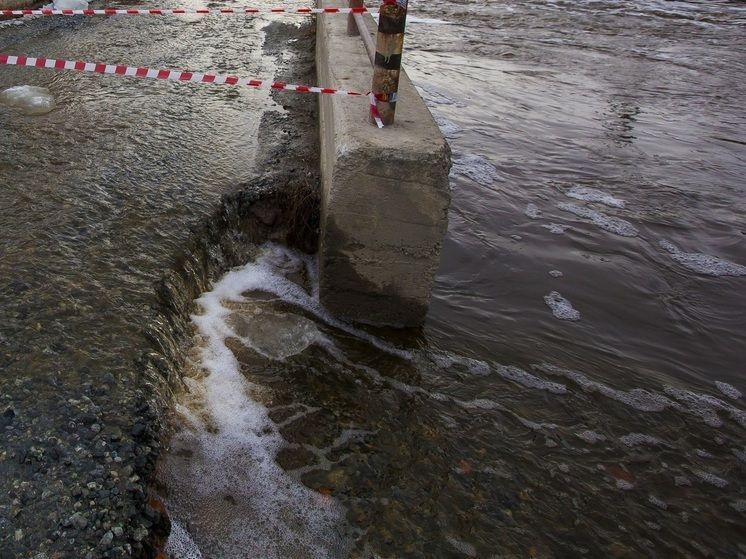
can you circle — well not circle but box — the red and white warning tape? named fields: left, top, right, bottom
left=0, top=53, right=386, bottom=128
left=2, top=6, right=378, bottom=16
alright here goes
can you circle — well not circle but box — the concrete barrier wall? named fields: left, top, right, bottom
left=316, top=0, right=451, bottom=327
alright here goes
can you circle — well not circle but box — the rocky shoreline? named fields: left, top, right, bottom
left=0, top=18, right=320, bottom=558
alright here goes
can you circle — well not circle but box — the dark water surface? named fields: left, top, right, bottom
left=2, top=0, right=746, bottom=557
left=160, top=1, right=746, bottom=558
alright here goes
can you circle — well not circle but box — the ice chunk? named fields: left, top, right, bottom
left=53, top=0, right=89, bottom=9
left=558, top=203, right=638, bottom=237
left=228, top=310, right=322, bottom=361
left=0, top=86, right=55, bottom=115
left=565, top=186, right=626, bottom=208
left=659, top=240, right=746, bottom=277
left=543, top=291, right=580, bottom=321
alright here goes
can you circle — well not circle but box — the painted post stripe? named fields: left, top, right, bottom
left=0, top=53, right=367, bottom=98
left=2, top=7, right=378, bottom=16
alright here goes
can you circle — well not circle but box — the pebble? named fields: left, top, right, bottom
left=99, top=530, right=114, bottom=548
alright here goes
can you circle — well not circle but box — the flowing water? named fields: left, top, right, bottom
left=2, top=0, right=746, bottom=557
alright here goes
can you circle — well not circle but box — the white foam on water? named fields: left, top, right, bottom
left=537, top=364, right=680, bottom=413
left=565, top=186, right=626, bottom=208
left=674, top=475, right=691, bottom=487
left=558, top=202, right=639, bottom=237
left=663, top=385, right=746, bottom=428
left=0, top=86, right=56, bottom=116
left=431, top=352, right=491, bottom=376
left=648, top=495, right=668, bottom=510
left=715, top=381, right=742, bottom=400
left=451, top=154, right=501, bottom=186
left=693, top=470, right=728, bottom=488
left=619, top=433, right=661, bottom=447
left=434, top=116, right=461, bottom=139
left=165, top=519, right=204, bottom=559
left=161, top=245, right=366, bottom=558
left=731, top=500, right=746, bottom=513
left=494, top=364, right=568, bottom=394
left=616, top=479, right=634, bottom=490
left=659, top=240, right=746, bottom=277
left=543, top=291, right=580, bottom=321
left=541, top=223, right=571, bottom=234
left=524, top=203, right=543, bottom=219
left=576, top=430, right=606, bottom=444
left=447, top=537, right=477, bottom=558
left=548, top=270, right=564, bottom=278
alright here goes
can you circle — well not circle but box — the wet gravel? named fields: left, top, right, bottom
left=1, top=12, right=319, bottom=558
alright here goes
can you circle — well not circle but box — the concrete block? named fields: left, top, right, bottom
left=316, top=0, right=451, bottom=327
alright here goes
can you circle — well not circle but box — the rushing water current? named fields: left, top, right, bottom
left=2, top=0, right=746, bottom=557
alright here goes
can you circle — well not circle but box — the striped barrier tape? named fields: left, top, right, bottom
left=2, top=6, right=379, bottom=16
left=0, top=53, right=386, bottom=127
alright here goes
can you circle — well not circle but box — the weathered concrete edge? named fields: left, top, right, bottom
left=316, top=0, right=451, bottom=327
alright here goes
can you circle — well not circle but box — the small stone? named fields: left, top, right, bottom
left=91, top=424, right=102, bottom=434
left=131, top=423, right=146, bottom=437
left=14, top=528, right=23, bottom=541
left=133, top=526, right=148, bottom=542
left=112, top=526, right=123, bottom=537
left=68, top=512, right=88, bottom=530
left=100, top=531, right=114, bottom=548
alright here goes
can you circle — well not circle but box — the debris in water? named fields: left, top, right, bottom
left=0, top=86, right=56, bottom=115
left=659, top=240, right=746, bottom=277
left=543, top=291, right=580, bottom=321
left=565, top=186, right=626, bottom=208
left=548, top=270, right=563, bottom=278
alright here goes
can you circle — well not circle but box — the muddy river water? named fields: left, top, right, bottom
left=2, top=0, right=746, bottom=557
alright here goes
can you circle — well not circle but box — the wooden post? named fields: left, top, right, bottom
left=348, top=0, right=363, bottom=36
left=371, top=0, right=408, bottom=126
